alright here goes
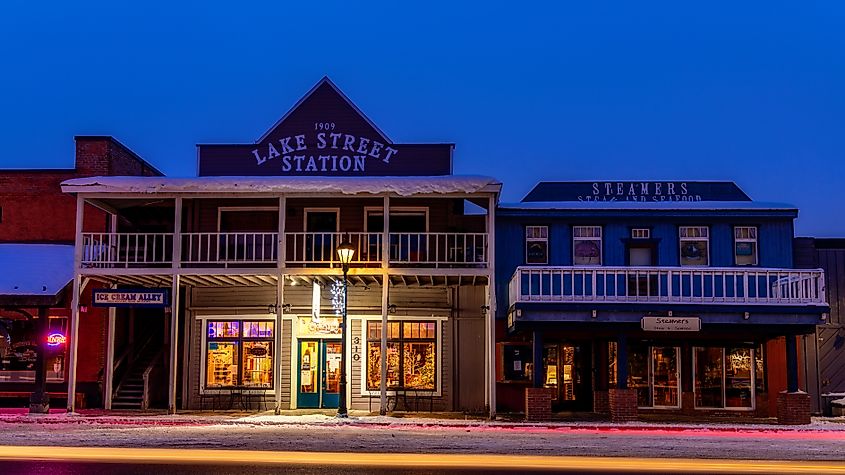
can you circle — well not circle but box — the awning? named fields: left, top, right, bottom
left=0, top=244, right=74, bottom=306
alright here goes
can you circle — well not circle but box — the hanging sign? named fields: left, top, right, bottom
left=92, top=288, right=170, bottom=308
left=641, top=316, right=701, bottom=332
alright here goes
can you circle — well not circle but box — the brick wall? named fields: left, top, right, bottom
left=608, top=388, right=638, bottom=422
left=525, top=387, right=552, bottom=421
left=593, top=390, right=609, bottom=414
left=777, top=391, right=811, bottom=425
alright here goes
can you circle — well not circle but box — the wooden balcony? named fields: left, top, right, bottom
left=81, top=232, right=488, bottom=269
left=509, top=266, right=827, bottom=307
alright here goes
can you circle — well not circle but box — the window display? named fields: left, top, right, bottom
left=0, top=316, right=66, bottom=382
left=573, top=226, right=602, bottom=265
left=205, top=320, right=273, bottom=389
left=623, top=345, right=680, bottom=408
left=367, top=321, right=436, bottom=391
left=693, top=346, right=757, bottom=409
left=679, top=226, right=709, bottom=266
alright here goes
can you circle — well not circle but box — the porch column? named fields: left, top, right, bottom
left=104, top=284, right=117, bottom=410
left=608, top=335, right=637, bottom=422
left=380, top=195, right=389, bottom=414
left=67, top=195, right=84, bottom=413
left=29, top=307, right=51, bottom=414
left=532, top=330, right=543, bottom=388
left=275, top=275, right=284, bottom=414
left=786, top=334, right=799, bottom=393
left=168, top=274, right=180, bottom=413
left=778, top=334, right=811, bottom=424
left=486, top=194, right=497, bottom=419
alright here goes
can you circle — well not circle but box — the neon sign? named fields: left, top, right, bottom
left=46, top=333, right=67, bottom=347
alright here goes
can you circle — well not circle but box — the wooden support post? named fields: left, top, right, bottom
left=786, top=334, right=799, bottom=393
left=275, top=275, right=284, bottom=414
left=67, top=195, right=84, bottom=413
left=168, top=274, right=180, bottom=413
left=380, top=195, right=389, bottom=414
left=486, top=194, right=497, bottom=418
left=104, top=284, right=117, bottom=410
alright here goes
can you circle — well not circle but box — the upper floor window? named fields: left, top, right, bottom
left=631, top=228, right=650, bottom=239
left=679, top=226, right=709, bottom=266
left=573, top=226, right=602, bottom=266
left=734, top=226, right=758, bottom=266
left=525, top=226, right=548, bottom=264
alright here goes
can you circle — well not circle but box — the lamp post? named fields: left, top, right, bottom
left=335, top=241, right=356, bottom=418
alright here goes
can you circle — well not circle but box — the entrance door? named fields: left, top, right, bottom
left=297, top=339, right=342, bottom=409
left=542, top=343, right=592, bottom=411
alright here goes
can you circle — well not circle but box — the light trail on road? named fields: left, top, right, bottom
left=0, top=446, right=844, bottom=473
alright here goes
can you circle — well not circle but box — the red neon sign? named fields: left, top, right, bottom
left=46, top=333, right=67, bottom=347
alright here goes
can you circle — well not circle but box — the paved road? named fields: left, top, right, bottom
left=2, top=447, right=845, bottom=474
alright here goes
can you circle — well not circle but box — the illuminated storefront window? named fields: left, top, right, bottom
left=0, top=316, right=67, bottom=382
left=366, top=321, right=436, bottom=391
left=694, top=346, right=758, bottom=409
left=206, top=320, right=274, bottom=389
left=617, top=344, right=680, bottom=408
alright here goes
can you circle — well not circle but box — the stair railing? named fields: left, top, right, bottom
left=141, top=349, right=164, bottom=410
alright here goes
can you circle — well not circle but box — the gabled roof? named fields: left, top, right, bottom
left=256, top=76, right=391, bottom=144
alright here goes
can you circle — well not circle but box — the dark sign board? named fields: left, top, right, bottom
left=92, top=288, right=170, bottom=308
left=198, top=77, right=453, bottom=177
left=522, top=181, right=752, bottom=203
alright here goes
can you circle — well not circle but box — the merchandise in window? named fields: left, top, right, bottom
left=0, top=316, right=67, bottom=382
left=693, top=346, right=757, bottom=410
left=573, top=226, right=602, bottom=265
left=525, top=226, right=548, bottom=264
left=623, top=345, right=680, bottom=408
left=366, top=321, right=436, bottom=391
left=205, top=320, right=274, bottom=389
left=734, top=226, right=758, bottom=266
left=679, top=226, right=709, bottom=266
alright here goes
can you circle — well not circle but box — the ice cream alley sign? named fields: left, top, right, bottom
left=93, top=289, right=170, bottom=308
left=197, top=77, right=452, bottom=177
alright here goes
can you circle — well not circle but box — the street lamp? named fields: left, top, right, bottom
left=336, top=240, right=355, bottom=418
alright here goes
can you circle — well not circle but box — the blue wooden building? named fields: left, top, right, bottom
left=495, top=181, right=828, bottom=423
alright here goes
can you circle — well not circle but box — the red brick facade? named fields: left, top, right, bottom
left=524, top=387, right=553, bottom=422
left=777, top=391, right=811, bottom=425
left=608, top=388, right=638, bottom=422
left=593, top=390, right=609, bottom=415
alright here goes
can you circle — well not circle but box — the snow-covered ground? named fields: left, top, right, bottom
left=0, top=413, right=844, bottom=460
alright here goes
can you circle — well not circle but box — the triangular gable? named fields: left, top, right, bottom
left=522, top=181, right=753, bottom=202
left=198, top=77, right=453, bottom=177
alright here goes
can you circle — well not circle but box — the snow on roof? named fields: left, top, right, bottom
left=498, top=201, right=798, bottom=211
left=61, top=176, right=501, bottom=197
left=0, top=244, right=74, bottom=297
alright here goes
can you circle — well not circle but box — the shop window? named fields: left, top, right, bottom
left=734, top=226, right=758, bottom=266
left=0, top=316, right=67, bottom=383
left=573, top=226, right=602, bottom=266
left=679, top=226, right=709, bottom=266
left=205, top=320, right=274, bottom=389
left=367, top=321, right=436, bottom=391
left=693, top=346, right=756, bottom=410
left=525, top=226, right=548, bottom=265
left=624, top=345, right=680, bottom=408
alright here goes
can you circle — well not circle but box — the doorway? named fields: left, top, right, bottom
left=297, top=339, right=342, bottom=409
left=542, top=343, right=592, bottom=411
left=304, top=209, right=339, bottom=262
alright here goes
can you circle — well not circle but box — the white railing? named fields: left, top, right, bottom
left=182, top=233, right=278, bottom=265
left=82, top=233, right=173, bottom=267
left=389, top=233, right=487, bottom=267
left=509, top=266, right=827, bottom=307
left=285, top=232, right=382, bottom=265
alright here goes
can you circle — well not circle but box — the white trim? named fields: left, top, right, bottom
left=525, top=225, right=549, bottom=265
left=357, top=315, right=446, bottom=398
left=679, top=226, right=711, bottom=267
left=304, top=208, right=340, bottom=232
left=572, top=225, right=603, bottom=266
left=363, top=206, right=429, bottom=232
left=636, top=346, right=682, bottom=410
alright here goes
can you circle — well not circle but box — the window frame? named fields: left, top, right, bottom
left=679, top=226, right=710, bottom=267
left=361, top=317, right=443, bottom=396
left=733, top=226, right=759, bottom=266
left=200, top=315, right=276, bottom=394
left=572, top=225, right=603, bottom=266
left=692, top=346, right=757, bottom=411
left=525, top=225, right=549, bottom=265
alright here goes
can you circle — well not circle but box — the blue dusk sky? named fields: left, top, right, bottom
left=1, top=1, right=843, bottom=236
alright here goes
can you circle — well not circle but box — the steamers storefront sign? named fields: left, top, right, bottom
left=641, top=316, right=701, bottom=332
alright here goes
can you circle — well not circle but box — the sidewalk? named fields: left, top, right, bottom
left=1, top=408, right=844, bottom=433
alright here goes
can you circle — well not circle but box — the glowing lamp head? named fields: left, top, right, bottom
left=336, top=242, right=356, bottom=266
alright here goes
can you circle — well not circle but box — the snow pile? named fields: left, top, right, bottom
left=0, top=244, right=74, bottom=297
left=61, top=176, right=501, bottom=197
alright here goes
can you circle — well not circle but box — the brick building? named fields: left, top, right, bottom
left=0, top=137, right=161, bottom=409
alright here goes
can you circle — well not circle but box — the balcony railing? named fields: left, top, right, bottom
left=182, top=233, right=278, bottom=266
left=389, top=233, right=487, bottom=267
left=82, top=233, right=173, bottom=268
left=80, top=232, right=489, bottom=269
left=509, top=266, right=827, bottom=307
left=284, top=232, right=382, bottom=266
